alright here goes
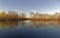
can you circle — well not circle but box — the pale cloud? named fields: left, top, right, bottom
left=30, top=10, right=36, bottom=13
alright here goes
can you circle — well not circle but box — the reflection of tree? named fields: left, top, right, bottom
left=0, top=22, right=7, bottom=28
left=30, top=21, right=60, bottom=28
left=52, top=21, right=60, bottom=28
left=1, top=21, right=60, bottom=29
left=0, top=21, right=26, bottom=29
left=7, top=21, right=19, bottom=29
left=0, top=21, right=19, bottom=29
left=19, top=21, right=26, bottom=28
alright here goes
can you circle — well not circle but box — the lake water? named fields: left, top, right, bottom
left=0, top=21, right=60, bottom=38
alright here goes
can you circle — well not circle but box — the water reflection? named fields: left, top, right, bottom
left=31, top=21, right=60, bottom=28
left=1, top=21, right=60, bottom=38
left=0, top=21, right=60, bottom=29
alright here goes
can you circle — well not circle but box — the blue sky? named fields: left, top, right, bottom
left=0, top=0, right=60, bottom=14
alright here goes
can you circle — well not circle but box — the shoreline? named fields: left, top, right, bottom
left=0, top=18, right=60, bottom=21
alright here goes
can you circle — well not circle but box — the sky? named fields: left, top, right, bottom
left=0, top=0, right=60, bottom=14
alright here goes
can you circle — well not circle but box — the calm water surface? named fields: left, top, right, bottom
left=0, top=21, right=60, bottom=38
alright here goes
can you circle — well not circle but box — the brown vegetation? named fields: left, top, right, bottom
left=0, top=11, right=60, bottom=21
